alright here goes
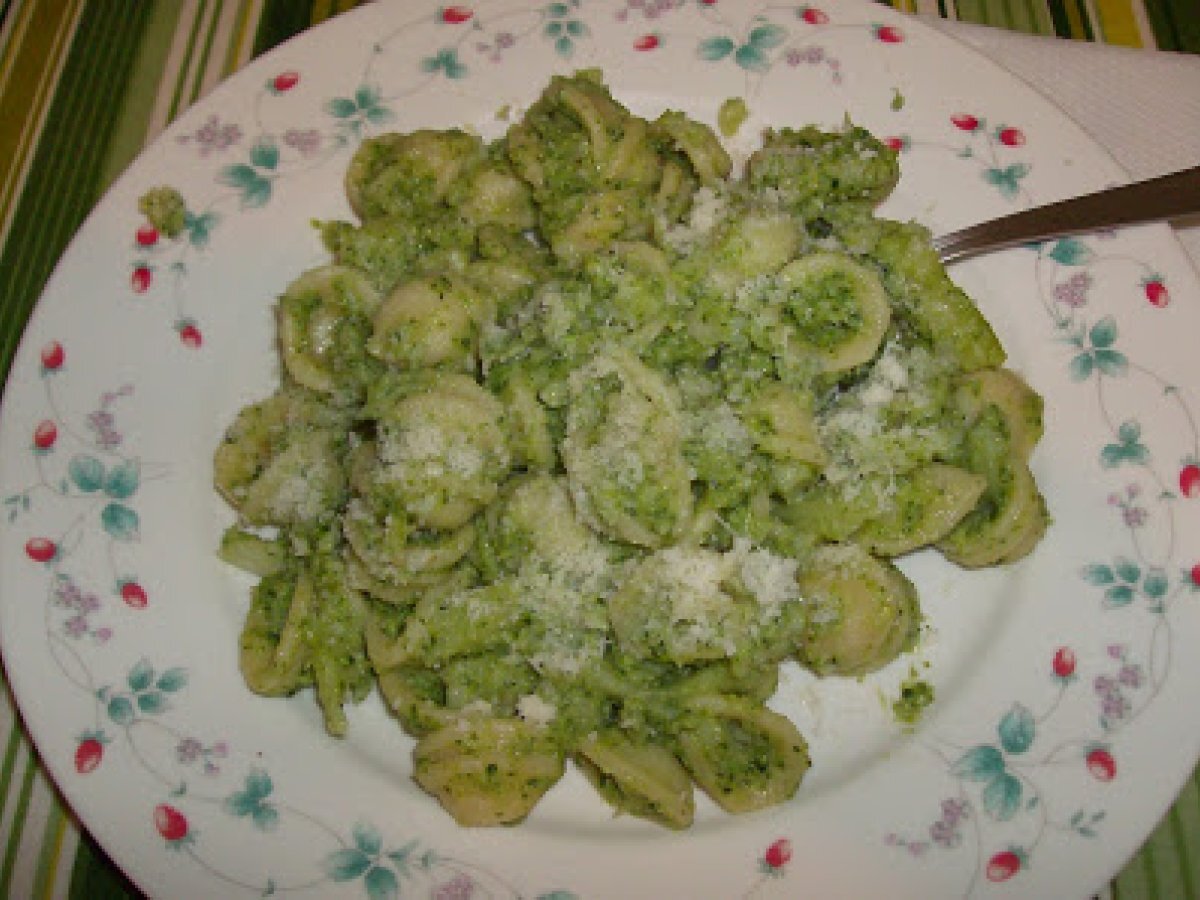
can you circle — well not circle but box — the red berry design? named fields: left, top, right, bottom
left=1180, top=464, right=1200, bottom=498
left=33, top=420, right=58, bottom=450
left=800, top=6, right=829, bottom=24
left=763, top=838, right=792, bottom=870
left=1190, top=563, right=1200, bottom=587
left=25, top=537, right=56, bottom=563
left=135, top=224, right=159, bottom=247
left=634, top=34, right=660, bottom=51
left=1051, top=646, right=1076, bottom=678
left=40, top=341, right=64, bottom=370
left=154, top=804, right=190, bottom=843
left=440, top=5, right=473, bottom=23
left=272, top=71, right=299, bottom=93
left=951, top=113, right=980, bottom=132
left=1144, top=279, right=1169, bottom=307
left=1086, top=748, right=1116, bottom=781
left=120, top=581, right=148, bottom=609
left=883, top=136, right=907, bottom=152
left=131, top=266, right=152, bottom=294
left=998, top=126, right=1026, bottom=147
left=874, top=24, right=904, bottom=43
left=75, top=738, right=104, bottom=774
left=987, top=850, right=1022, bottom=882
left=177, top=322, right=203, bottom=349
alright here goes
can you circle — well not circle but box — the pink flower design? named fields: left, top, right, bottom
left=177, top=115, right=243, bottom=155
left=283, top=128, right=322, bottom=155
left=432, top=873, right=476, bottom=900
left=1053, top=271, right=1093, bottom=309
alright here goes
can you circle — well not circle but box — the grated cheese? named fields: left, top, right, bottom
left=516, top=693, right=557, bottom=727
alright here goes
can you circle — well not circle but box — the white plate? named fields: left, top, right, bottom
left=3, top=2, right=1199, bottom=897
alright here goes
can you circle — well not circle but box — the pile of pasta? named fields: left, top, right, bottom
left=214, top=71, right=1048, bottom=828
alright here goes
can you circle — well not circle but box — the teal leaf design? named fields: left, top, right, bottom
left=354, top=822, right=383, bottom=856
left=225, top=770, right=279, bottom=831
left=218, top=165, right=272, bottom=208
left=566, top=19, right=588, bottom=37
left=137, top=691, right=167, bottom=714
left=1100, top=421, right=1149, bottom=468
left=245, top=177, right=272, bottom=209
left=1070, top=809, right=1106, bottom=837
left=249, top=139, right=279, bottom=171
left=422, top=48, right=468, bottom=77
left=998, top=702, right=1035, bottom=755
left=184, top=211, right=218, bottom=248
left=101, top=502, right=139, bottom=541
left=1048, top=237, right=1094, bottom=266
left=107, top=696, right=134, bottom=725
left=950, top=745, right=1005, bottom=782
left=364, top=866, right=399, bottom=900
left=218, top=163, right=258, bottom=189
left=326, top=97, right=358, bottom=118
left=1143, top=568, right=1169, bottom=599
left=354, top=85, right=379, bottom=109
left=1099, top=444, right=1124, bottom=468
left=1089, top=316, right=1118, bottom=348
left=698, top=36, right=736, bottom=60
left=544, top=21, right=563, bottom=36
left=982, top=772, right=1023, bottom=821
left=1104, top=584, right=1135, bottom=607
left=326, top=848, right=372, bottom=882
left=156, top=668, right=188, bottom=692
left=253, top=805, right=280, bottom=831
left=387, top=841, right=419, bottom=877
left=537, top=894, right=581, bottom=900
left=244, top=769, right=273, bottom=799
left=734, top=44, right=769, bottom=72
left=983, top=163, right=1029, bottom=198
left=445, top=51, right=468, bottom=76
left=1068, top=352, right=1094, bottom=381
left=128, top=659, right=155, bottom=692
left=68, top=454, right=105, bottom=492
left=1115, top=558, right=1141, bottom=583
left=547, top=1, right=570, bottom=14
left=747, top=23, right=787, bottom=49
left=365, top=106, right=395, bottom=126
left=1082, top=563, right=1115, bottom=585
left=1093, top=349, right=1128, bottom=377
left=555, top=35, right=574, bottom=56
left=103, top=459, right=140, bottom=499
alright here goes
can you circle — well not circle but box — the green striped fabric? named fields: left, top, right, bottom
left=0, top=1, right=1196, bottom=897
left=892, top=0, right=1200, bottom=49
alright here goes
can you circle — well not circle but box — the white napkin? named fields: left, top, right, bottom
left=921, top=18, right=1200, bottom=263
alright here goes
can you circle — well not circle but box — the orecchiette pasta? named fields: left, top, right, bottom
left=213, top=70, right=1047, bottom=829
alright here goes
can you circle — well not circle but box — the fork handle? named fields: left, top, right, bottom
left=933, top=165, right=1200, bottom=263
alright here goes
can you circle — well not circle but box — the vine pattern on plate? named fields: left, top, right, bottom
left=12, top=339, right=580, bottom=899
left=878, top=140, right=1191, bottom=895
left=887, top=111, right=1031, bottom=201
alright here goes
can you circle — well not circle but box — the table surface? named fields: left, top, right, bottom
left=1, top=1, right=1198, bottom=898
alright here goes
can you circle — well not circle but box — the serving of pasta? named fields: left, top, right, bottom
left=213, top=71, right=1048, bottom=829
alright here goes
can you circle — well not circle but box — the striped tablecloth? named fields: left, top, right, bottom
left=2, top=1, right=1197, bottom=897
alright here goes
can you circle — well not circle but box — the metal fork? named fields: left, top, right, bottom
left=933, top=165, right=1200, bottom=263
